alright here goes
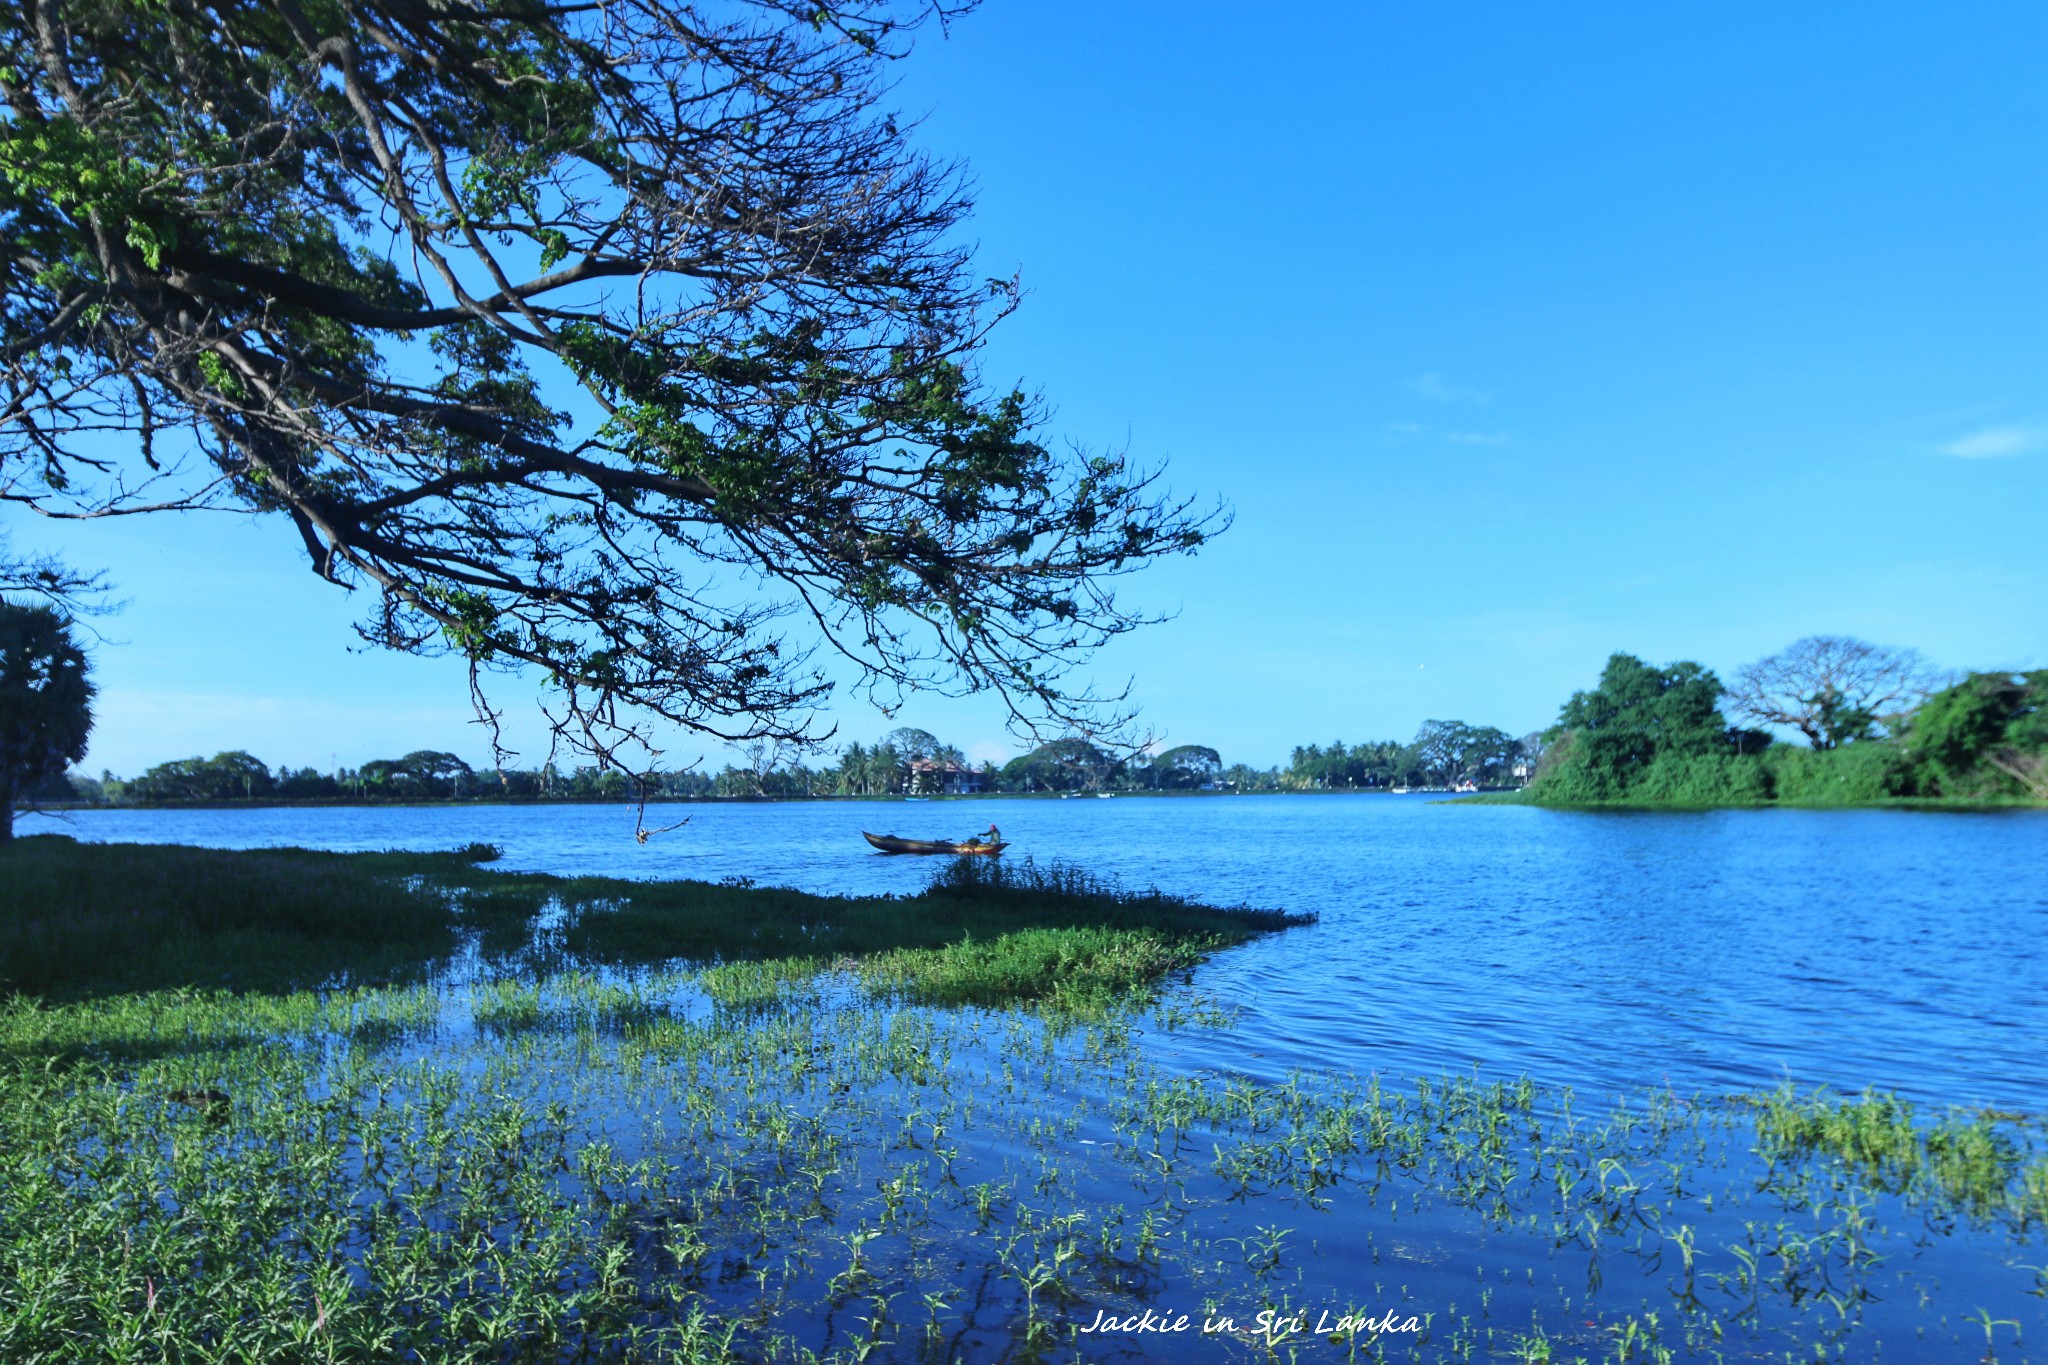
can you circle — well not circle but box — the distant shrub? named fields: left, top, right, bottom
left=1628, top=753, right=1771, bottom=806
left=1524, top=731, right=1616, bottom=804
left=1764, top=743, right=1920, bottom=805
left=1901, top=671, right=2048, bottom=800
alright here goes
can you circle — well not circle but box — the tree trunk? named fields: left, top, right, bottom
left=0, top=777, right=14, bottom=844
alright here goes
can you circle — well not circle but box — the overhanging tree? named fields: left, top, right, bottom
left=0, top=601, right=93, bottom=840
left=1, top=0, right=1220, bottom=767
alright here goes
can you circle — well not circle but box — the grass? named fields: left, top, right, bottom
left=0, top=839, right=528, bottom=998
left=1746, top=1083, right=2048, bottom=1228
left=560, top=855, right=1309, bottom=977
left=0, top=836, right=1310, bottom=1009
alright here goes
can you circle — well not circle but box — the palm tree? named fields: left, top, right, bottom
left=869, top=743, right=903, bottom=795
left=837, top=743, right=868, bottom=796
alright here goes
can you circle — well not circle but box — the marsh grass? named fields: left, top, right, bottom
left=854, top=925, right=1220, bottom=1011
left=0, top=982, right=443, bottom=1064
left=469, top=970, right=681, bottom=1034
left=6, top=976, right=2048, bottom=1362
left=560, top=854, right=1310, bottom=986
left=1747, top=1083, right=2044, bottom=1228
left=0, top=837, right=1308, bottom=1014
left=0, top=838, right=504, bottom=997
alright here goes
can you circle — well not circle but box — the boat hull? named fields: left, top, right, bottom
left=861, top=831, right=1007, bottom=856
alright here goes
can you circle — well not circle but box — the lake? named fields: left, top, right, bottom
left=25, top=794, right=2048, bottom=1112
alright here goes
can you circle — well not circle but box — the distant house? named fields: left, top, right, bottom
left=907, top=759, right=988, bottom=795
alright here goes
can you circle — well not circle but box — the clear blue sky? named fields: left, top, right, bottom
left=10, top=1, right=2045, bottom=776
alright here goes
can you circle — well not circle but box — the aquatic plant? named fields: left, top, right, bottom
left=3, top=840, right=2044, bottom=1361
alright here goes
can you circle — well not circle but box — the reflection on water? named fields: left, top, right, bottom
left=22, top=795, right=2048, bottom=1109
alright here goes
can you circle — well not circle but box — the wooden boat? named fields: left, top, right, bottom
left=862, top=831, right=1007, bottom=856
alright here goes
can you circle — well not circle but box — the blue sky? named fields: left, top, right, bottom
left=9, top=1, right=2045, bottom=776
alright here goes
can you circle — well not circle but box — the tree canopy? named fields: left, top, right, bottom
left=1727, top=637, right=1937, bottom=750
left=1410, top=720, right=1516, bottom=787
left=879, top=727, right=946, bottom=763
left=1143, top=743, right=1220, bottom=789
left=360, top=749, right=475, bottom=796
left=1536, top=653, right=1743, bottom=801
left=0, top=600, right=93, bottom=839
left=1905, top=671, right=2048, bottom=800
left=126, top=749, right=273, bottom=801
left=1000, top=737, right=1114, bottom=792
left=0, top=0, right=1219, bottom=767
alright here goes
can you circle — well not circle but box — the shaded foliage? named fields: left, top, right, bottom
left=0, top=603, right=92, bottom=840
left=126, top=750, right=275, bottom=801
left=1902, top=671, right=2048, bottom=800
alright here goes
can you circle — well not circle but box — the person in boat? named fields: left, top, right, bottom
left=966, top=823, right=1000, bottom=847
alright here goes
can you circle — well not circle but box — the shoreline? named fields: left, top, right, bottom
left=22, top=785, right=2045, bottom=815
left=17, top=786, right=1521, bottom=813
left=1453, top=791, right=2048, bottom=813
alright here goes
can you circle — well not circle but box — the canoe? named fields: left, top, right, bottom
left=862, top=831, right=1007, bottom=856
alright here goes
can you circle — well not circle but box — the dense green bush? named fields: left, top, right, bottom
left=1900, top=671, right=2048, bottom=800
left=1763, top=743, right=1921, bottom=805
left=1627, top=753, right=1772, bottom=805
left=1526, top=654, right=1768, bottom=805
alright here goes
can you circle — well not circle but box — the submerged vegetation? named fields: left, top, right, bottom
left=2, top=838, right=2045, bottom=1362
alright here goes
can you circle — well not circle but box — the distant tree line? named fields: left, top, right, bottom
left=46, top=718, right=1545, bottom=808
left=57, top=727, right=1233, bottom=803
left=1280, top=721, right=1537, bottom=792
left=55, top=749, right=716, bottom=805
left=1529, top=637, right=2046, bottom=805
left=61, top=633, right=2039, bottom=813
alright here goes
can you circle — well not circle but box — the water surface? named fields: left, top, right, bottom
left=25, top=795, right=2048, bottom=1109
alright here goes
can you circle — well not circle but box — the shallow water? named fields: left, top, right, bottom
left=25, top=795, right=2048, bottom=1111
